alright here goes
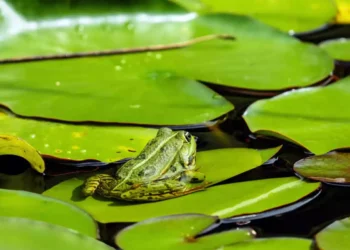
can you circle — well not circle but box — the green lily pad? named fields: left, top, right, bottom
left=0, top=110, right=157, bottom=162
left=316, top=216, right=350, bottom=250
left=294, top=151, right=350, bottom=183
left=116, top=214, right=254, bottom=250
left=44, top=145, right=319, bottom=224
left=243, top=76, right=350, bottom=155
left=0, top=134, right=44, bottom=173
left=0, top=3, right=333, bottom=124
left=0, top=217, right=112, bottom=250
left=44, top=177, right=319, bottom=223
left=172, top=0, right=337, bottom=33
left=0, top=188, right=97, bottom=237
left=320, top=38, right=350, bottom=61
left=223, top=238, right=312, bottom=250
left=43, top=147, right=283, bottom=222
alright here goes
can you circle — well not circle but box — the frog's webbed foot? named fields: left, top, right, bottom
left=121, top=178, right=207, bottom=202
left=82, top=174, right=117, bottom=197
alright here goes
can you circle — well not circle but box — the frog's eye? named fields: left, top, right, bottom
left=184, top=132, right=191, bottom=142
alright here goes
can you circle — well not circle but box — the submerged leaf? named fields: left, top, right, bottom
left=294, top=152, right=350, bottom=183
left=243, top=76, right=350, bottom=155
left=116, top=214, right=254, bottom=250
left=316, top=216, right=350, bottom=250
left=0, top=188, right=97, bottom=237
left=0, top=134, right=44, bottom=173
left=0, top=217, right=112, bottom=250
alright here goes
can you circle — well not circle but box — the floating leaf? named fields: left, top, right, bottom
left=335, top=0, right=350, bottom=23
left=0, top=188, right=97, bottom=237
left=223, top=238, right=312, bottom=250
left=44, top=146, right=319, bottom=223
left=0, top=3, right=332, bottom=124
left=0, top=134, right=44, bottom=173
left=294, top=152, right=350, bottom=183
left=315, top=216, right=350, bottom=250
left=0, top=217, right=112, bottom=250
left=116, top=214, right=254, bottom=250
left=0, top=110, right=157, bottom=162
left=243, top=76, right=350, bottom=155
left=172, top=0, right=337, bottom=33
left=320, top=38, right=350, bottom=61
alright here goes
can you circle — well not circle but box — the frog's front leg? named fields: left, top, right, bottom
left=82, top=174, right=119, bottom=198
left=180, top=170, right=206, bottom=183
left=121, top=178, right=207, bottom=202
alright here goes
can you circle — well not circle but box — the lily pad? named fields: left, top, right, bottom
left=315, top=216, right=350, bottom=250
left=294, top=151, right=350, bottom=183
left=0, top=134, right=44, bottom=173
left=243, top=76, right=350, bottom=155
left=223, top=238, right=312, bottom=250
left=44, top=145, right=320, bottom=223
left=0, top=110, right=157, bottom=162
left=320, top=38, right=350, bottom=61
left=172, top=0, right=337, bottom=33
left=0, top=188, right=97, bottom=237
left=116, top=214, right=254, bottom=250
left=0, top=3, right=333, bottom=124
left=335, top=0, right=350, bottom=23
left=0, top=217, right=112, bottom=250
left=44, top=177, right=319, bottom=223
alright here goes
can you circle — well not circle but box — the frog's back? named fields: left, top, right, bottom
left=116, top=128, right=178, bottom=179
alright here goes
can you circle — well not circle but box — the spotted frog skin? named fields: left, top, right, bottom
left=82, top=127, right=206, bottom=201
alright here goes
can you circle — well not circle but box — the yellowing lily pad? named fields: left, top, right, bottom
left=294, top=152, right=350, bottom=183
left=223, top=238, right=312, bottom=250
left=116, top=214, right=254, bottom=250
left=0, top=134, right=44, bottom=173
left=172, top=0, right=337, bottom=33
left=0, top=188, right=97, bottom=237
left=315, top=216, right=350, bottom=250
left=0, top=217, right=112, bottom=250
left=243, top=76, right=350, bottom=155
left=320, top=38, right=350, bottom=61
left=335, top=0, right=350, bottom=23
left=0, top=110, right=157, bottom=162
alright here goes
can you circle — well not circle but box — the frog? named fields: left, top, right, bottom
left=82, top=127, right=207, bottom=201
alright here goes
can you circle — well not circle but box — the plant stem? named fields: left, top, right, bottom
left=0, top=34, right=235, bottom=65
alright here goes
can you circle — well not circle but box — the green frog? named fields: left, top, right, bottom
left=82, top=127, right=207, bottom=201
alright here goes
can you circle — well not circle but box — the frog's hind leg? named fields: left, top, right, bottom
left=120, top=180, right=206, bottom=202
left=82, top=174, right=116, bottom=197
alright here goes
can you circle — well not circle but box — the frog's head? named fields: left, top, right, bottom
left=178, top=130, right=197, bottom=168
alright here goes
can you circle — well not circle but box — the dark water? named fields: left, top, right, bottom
left=1, top=24, right=350, bottom=249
